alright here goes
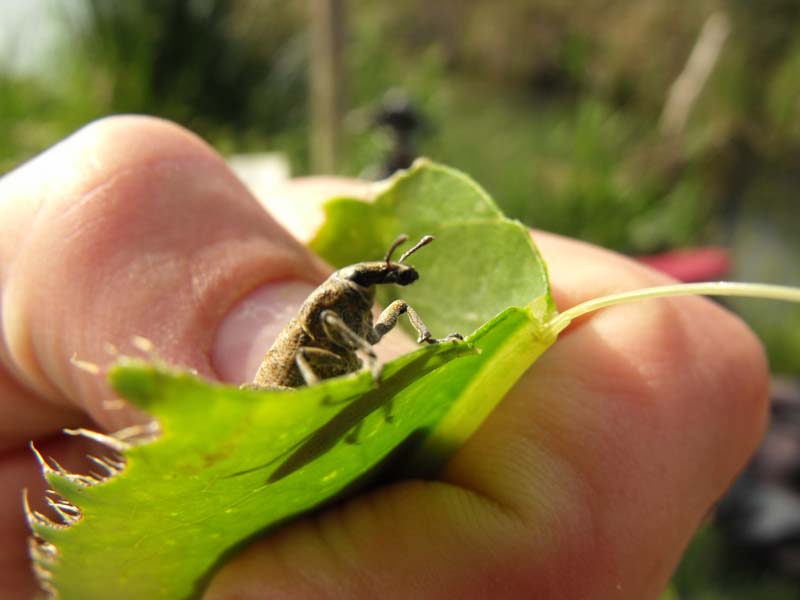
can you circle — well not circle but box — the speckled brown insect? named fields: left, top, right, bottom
left=248, top=234, right=462, bottom=390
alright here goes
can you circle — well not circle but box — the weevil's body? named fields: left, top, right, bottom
left=253, top=265, right=382, bottom=388
left=249, top=235, right=460, bottom=390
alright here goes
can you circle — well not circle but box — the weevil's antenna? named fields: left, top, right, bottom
left=385, top=234, right=409, bottom=264
left=398, top=234, right=434, bottom=262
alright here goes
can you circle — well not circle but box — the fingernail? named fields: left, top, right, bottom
left=212, top=281, right=316, bottom=384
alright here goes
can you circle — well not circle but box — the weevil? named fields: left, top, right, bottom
left=248, top=234, right=462, bottom=390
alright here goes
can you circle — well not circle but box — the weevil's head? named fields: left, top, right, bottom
left=381, top=261, right=420, bottom=286
left=339, top=260, right=419, bottom=288
left=338, top=234, right=433, bottom=288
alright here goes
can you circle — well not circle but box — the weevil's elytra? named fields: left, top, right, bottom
left=248, top=234, right=462, bottom=390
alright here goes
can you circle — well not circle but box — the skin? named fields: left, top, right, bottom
left=0, top=116, right=768, bottom=599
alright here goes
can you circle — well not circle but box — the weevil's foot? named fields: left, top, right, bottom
left=421, top=332, right=463, bottom=344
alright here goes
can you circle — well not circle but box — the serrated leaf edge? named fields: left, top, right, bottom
left=25, top=423, right=155, bottom=598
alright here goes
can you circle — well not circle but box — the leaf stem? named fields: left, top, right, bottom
left=545, top=282, right=800, bottom=336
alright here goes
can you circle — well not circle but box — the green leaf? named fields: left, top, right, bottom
left=312, top=159, right=555, bottom=335
left=28, top=159, right=556, bottom=599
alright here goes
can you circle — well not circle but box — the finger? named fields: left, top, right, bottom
left=206, top=234, right=768, bottom=599
left=534, top=229, right=676, bottom=310
left=0, top=433, right=106, bottom=597
left=441, top=232, right=769, bottom=597
left=0, top=115, right=329, bottom=439
left=1, top=116, right=343, bottom=597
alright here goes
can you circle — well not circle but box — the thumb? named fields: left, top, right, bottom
left=0, top=115, right=327, bottom=439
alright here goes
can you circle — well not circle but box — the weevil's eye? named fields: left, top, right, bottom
left=396, top=267, right=419, bottom=286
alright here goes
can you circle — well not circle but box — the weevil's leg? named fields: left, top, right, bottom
left=320, top=310, right=381, bottom=381
left=373, top=300, right=463, bottom=344
left=408, top=306, right=464, bottom=343
left=295, top=346, right=349, bottom=386
left=371, top=300, right=419, bottom=342
left=439, top=332, right=465, bottom=342
left=405, top=305, right=439, bottom=343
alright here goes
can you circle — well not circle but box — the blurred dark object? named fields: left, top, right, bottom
left=637, top=247, right=731, bottom=282
left=372, top=89, right=427, bottom=178
left=716, top=376, right=800, bottom=580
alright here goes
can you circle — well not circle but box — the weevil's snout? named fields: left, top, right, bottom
left=394, top=264, right=419, bottom=286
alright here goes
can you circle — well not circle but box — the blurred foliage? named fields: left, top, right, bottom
left=352, top=1, right=800, bottom=375
left=1, top=0, right=798, bottom=364
left=671, top=526, right=799, bottom=599
left=0, top=0, right=309, bottom=171
left=0, top=0, right=797, bottom=362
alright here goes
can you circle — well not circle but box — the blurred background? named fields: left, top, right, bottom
left=1, top=1, right=799, bottom=597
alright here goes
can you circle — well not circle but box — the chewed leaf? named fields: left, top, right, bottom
left=30, top=340, right=475, bottom=599
left=29, top=160, right=557, bottom=599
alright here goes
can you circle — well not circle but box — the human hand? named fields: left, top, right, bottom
left=0, top=117, right=768, bottom=599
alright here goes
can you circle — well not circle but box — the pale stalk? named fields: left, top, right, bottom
left=546, top=282, right=800, bottom=337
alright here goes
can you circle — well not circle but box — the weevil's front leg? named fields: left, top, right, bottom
left=320, top=310, right=381, bottom=381
left=371, top=300, right=424, bottom=343
left=295, top=346, right=350, bottom=386
left=372, top=300, right=463, bottom=345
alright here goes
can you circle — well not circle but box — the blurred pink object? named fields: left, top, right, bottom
left=637, top=247, right=731, bottom=282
